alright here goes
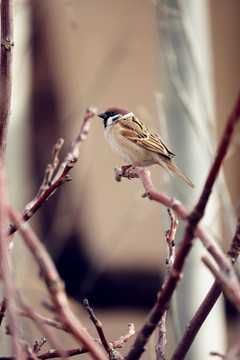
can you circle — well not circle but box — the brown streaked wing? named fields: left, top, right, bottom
left=121, top=127, right=175, bottom=159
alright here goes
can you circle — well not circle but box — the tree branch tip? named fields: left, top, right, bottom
left=66, top=157, right=78, bottom=168
left=210, top=351, right=225, bottom=358
left=57, top=138, right=64, bottom=145
left=33, top=337, right=47, bottom=354
left=128, top=323, right=135, bottom=331
left=114, top=168, right=122, bottom=182
left=87, top=106, right=98, bottom=114
left=83, top=298, right=89, bottom=306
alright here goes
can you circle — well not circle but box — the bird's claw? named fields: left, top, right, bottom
left=121, top=165, right=134, bottom=180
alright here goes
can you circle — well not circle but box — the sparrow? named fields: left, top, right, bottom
left=98, top=106, right=195, bottom=188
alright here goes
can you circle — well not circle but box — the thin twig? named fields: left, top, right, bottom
left=0, top=298, right=7, bottom=326
left=83, top=299, right=112, bottom=354
left=8, top=207, right=108, bottom=360
left=33, top=338, right=47, bottom=355
left=84, top=299, right=124, bottom=360
left=38, top=346, right=89, bottom=359
left=26, top=138, right=64, bottom=209
left=38, top=323, right=135, bottom=359
left=16, top=294, right=70, bottom=357
left=0, top=160, right=28, bottom=358
left=9, top=106, right=97, bottom=237
left=0, top=326, right=135, bottom=360
left=210, top=352, right=225, bottom=359
left=224, top=336, right=240, bottom=360
left=17, top=308, right=68, bottom=332
left=171, top=218, right=240, bottom=360
left=116, top=167, right=233, bottom=280
left=124, top=92, right=240, bottom=360
left=156, top=209, right=178, bottom=360
left=110, top=323, right=135, bottom=349
left=165, top=208, right=178, bottom=263
left=0, top=0, right=14, bottom=160
left=202, top=255, right=240, bottom=310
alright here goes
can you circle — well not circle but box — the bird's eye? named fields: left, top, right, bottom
left=109, top=112, right=116, bottom=117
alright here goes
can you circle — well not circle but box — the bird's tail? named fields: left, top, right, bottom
left=167, top=159, right=195, bottom=188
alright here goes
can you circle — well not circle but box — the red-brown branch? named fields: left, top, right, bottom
left=224, top=337, right=240, bottom=360
left=16, top=295, right=70, bottom=356
left=38, top=346, right=89, bottom=359
left=0, top=0, right=14, bottom=160
left=116, top=167, right=233, bottom=279
left=156, top=209, right=178, bottom=360
left=17, top=307, right=69, bottom=332
left=9, top=106, right=96, bottom=237
left=38, top=322, right=135, bottom=359
left=84, top=299, right=125, bottom=360
left=0, top=161, right=25, bottom=358
left=0, top=324, right=136, bottom=360
left=111, top=323, right=135, bottom=349
left=8, top=207, right=108, bottom=360
left=171, top=218, right=240, bottom=360
left=125, top=92, right=240, bottom=360
left=0, top=298, right=7, bottom=326
left=202, top=254, right=240, bottom=310
left=84, top=299, right=114, bottom=356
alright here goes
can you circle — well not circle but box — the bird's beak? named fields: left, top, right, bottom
left=97, top=112, right=107, bottom=119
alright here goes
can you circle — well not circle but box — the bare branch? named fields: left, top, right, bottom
left=224, top=337, right=240, bottom=360
left=156, top=209, right=178, bottom=360
left=116, top=167, right=233, bottom=281
left=9, top=106, right=97, bottom=237
left=0, top=160, right=27, bottom=358
left=165, top=208, right=178, bottom=263
left=0, top=0, right=14, bottom=160
left=202, top=255, right=240, bottom=311
left=111, top=323, right=135, bottom=349
left=28, top=138, right=64, bottom=205
left=83, top=299, right=112, bottom=353
left=171, top=218, right=240, bottom=360
left=16, top=294, right=71, bottom=356
left=8, top=207, right=108, bottom=360
left=33, top=338, right=47, bottom=355
left=210, top=352, right=225, bottom=359
left=124, top=92, right=240, bottom=360
left=38, top=346, right=89, bottom=359
left=0, top=298, right=7, bottom=326
left=17, top=307, right=68, bottom=332
left=84, top=299, right=124, bottom=360
left=38, top=323, right=135, bottom=359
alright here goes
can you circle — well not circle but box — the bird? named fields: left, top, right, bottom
left=97, top=106, right=195, bottom=188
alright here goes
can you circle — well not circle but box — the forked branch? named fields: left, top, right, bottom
left=124, top=92, right=240, bottom=360
left=9, top=106, right=97, bottom=238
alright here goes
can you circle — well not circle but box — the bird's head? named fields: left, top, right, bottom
left=97, top=106, right=133, bottom=128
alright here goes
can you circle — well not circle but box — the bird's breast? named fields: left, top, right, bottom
left=104, top=125, right=158, bottom=166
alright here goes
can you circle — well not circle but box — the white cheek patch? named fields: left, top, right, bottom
left=106, top=112, right=134, bottom=127
left=121, top=112, right=134, bottom=120
left=106, top=114, right=121, bottom=127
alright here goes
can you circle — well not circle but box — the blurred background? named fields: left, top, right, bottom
left=3, top=0, right=240, bottom=359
